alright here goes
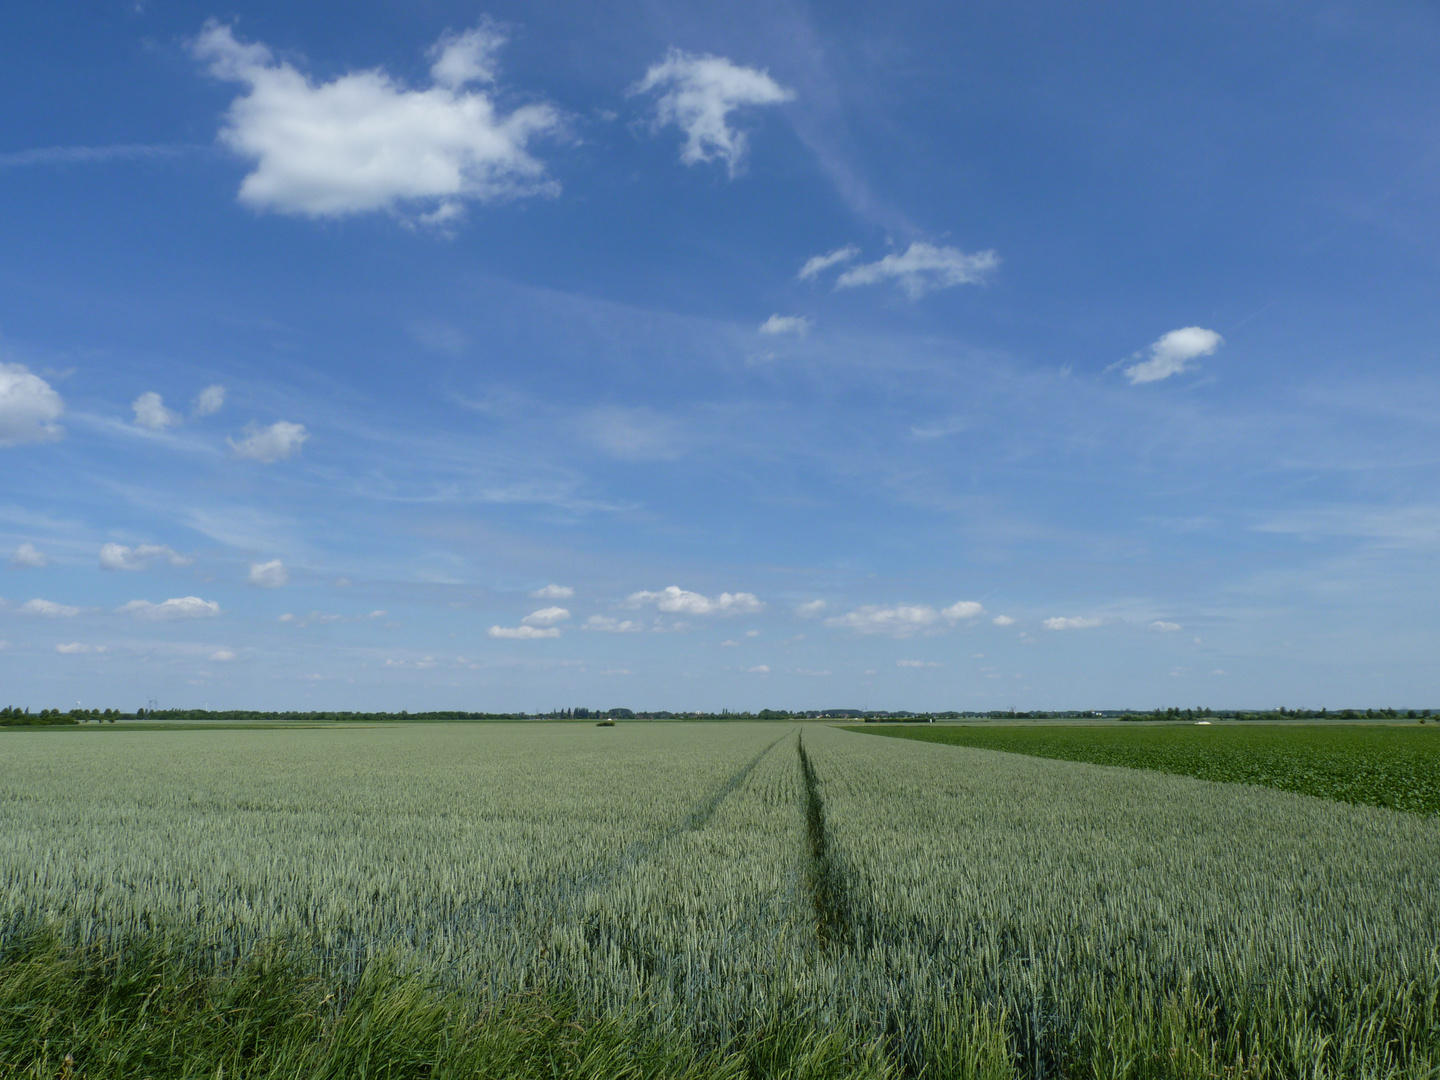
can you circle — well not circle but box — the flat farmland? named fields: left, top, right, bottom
left=850, top=722, right=1440, bottom=814
left=2, top=722, right=1437, bottom=1078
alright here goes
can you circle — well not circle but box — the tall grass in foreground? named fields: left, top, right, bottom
left=2, top=723, right=1438, bottom=1077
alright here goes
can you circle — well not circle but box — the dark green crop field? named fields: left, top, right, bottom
left=849, top=723, right=1440, bottom=815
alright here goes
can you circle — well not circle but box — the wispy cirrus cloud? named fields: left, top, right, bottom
left=119, top=596, right=221, bottom=620
left=1043, top=616, right=1104, bottom=630
left=797, top=245, right=858, bottom=281
left=0, top=144, right=186, bottom=168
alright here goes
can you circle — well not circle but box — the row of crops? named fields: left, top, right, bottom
left=2, top=722, right=1438, bottom=1077
left=854, top=721, right=1440, bottom=814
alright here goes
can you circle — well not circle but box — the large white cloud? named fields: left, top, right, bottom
left=834, top=243, right=999, bottom=298
left=0, top=363, right=63, bottom=446
left=118, top=596, right=221, bottom=620
left=627, top=585, right=764, bottom=616
left=487, top=624, right=560, bottom=639
left=132, top=391, right=181, bottom=431
left=229, top=420, right=308, bottom=462
left=99, top=543, right=190, bottom=571
left=1124, top=327, right=1223, bottom=385
left=248, top=559, right=289, bottom=588
left=521, top=606, right=570, bottom=626
left=19, top=598, right=80, bottom=617
left=11, top=543, right=47, bottom=568
left=825, top=600, right=984, bottom=636
left=192, top=22, right=559, bottom=222
left=633, top=49, right=793, bottom=175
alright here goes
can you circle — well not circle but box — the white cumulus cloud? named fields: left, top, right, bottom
left=835, top=243, right=999, bottom=298
left=229, top=420, right=308, bottom=462
left=897, top=660, right=940, bottom=668
left=825, top=601, right=983, bottom=636
left=758, top=314, right=810, bottom=336
left=1124, top=327, right=1223, bottom=385
left=487, top=624, right=560, bottom=639
left=428, top=24, right=505, bottom=89
left=20, top=598, right=80, bottom=617
left=522, top=606, right=570, bottom=626
left=192, top=22, right=560, bottom=222
left=56, top=642, right=100, bottom=654
left=795, top=600, right=827, bottom=618
left=99, top=543, right=190, bottom=571
left=11, top=543, right=47, bottom=568
left=992, top=615, right=1016, bottom=626
left=748, top=664, right=770, bottom=673
left=585, top=615, right=642, bottom=633
left=530, top=583, right=573, bottom=599
left=119, top=596, right=221, bottom=620
left=633, top=49, right=793, bottom=175
left=1043, top=616, right=1104, bottom=630
left=193, top=384, right=226, bottom=416
left=627, top=586, right=764, bottom=616
left=797, top=245, right=858, bottom=281
left=1149, top=620, right=1182, bottom=632
left=825, top=605, right=940, bottom=636
left=132, top=391, right=181, bottom=431
left=209, top=649, right=237, bottom=661
left=248, top=559, right=289, bottom=588
left=942, top=600, right=985, bottom=620
left=0, top=363, right=63, bottom=445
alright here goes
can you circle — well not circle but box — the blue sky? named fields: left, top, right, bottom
left=2, top=0, right=1439, bottom=711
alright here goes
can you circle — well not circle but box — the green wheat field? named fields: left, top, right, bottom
left=2, top=722, right=1438, bottom=1078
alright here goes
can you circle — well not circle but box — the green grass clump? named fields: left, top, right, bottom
left=849, top=722, right=1440, bottom=813
left=0, top=932, right=909, bottom=1080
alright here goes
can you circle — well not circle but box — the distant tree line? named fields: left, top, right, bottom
left=129, top=709, right=529, bottom=722
left=0, top=707, right=120, bottom=726
left=3, top=705, right=1434, bottom=726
